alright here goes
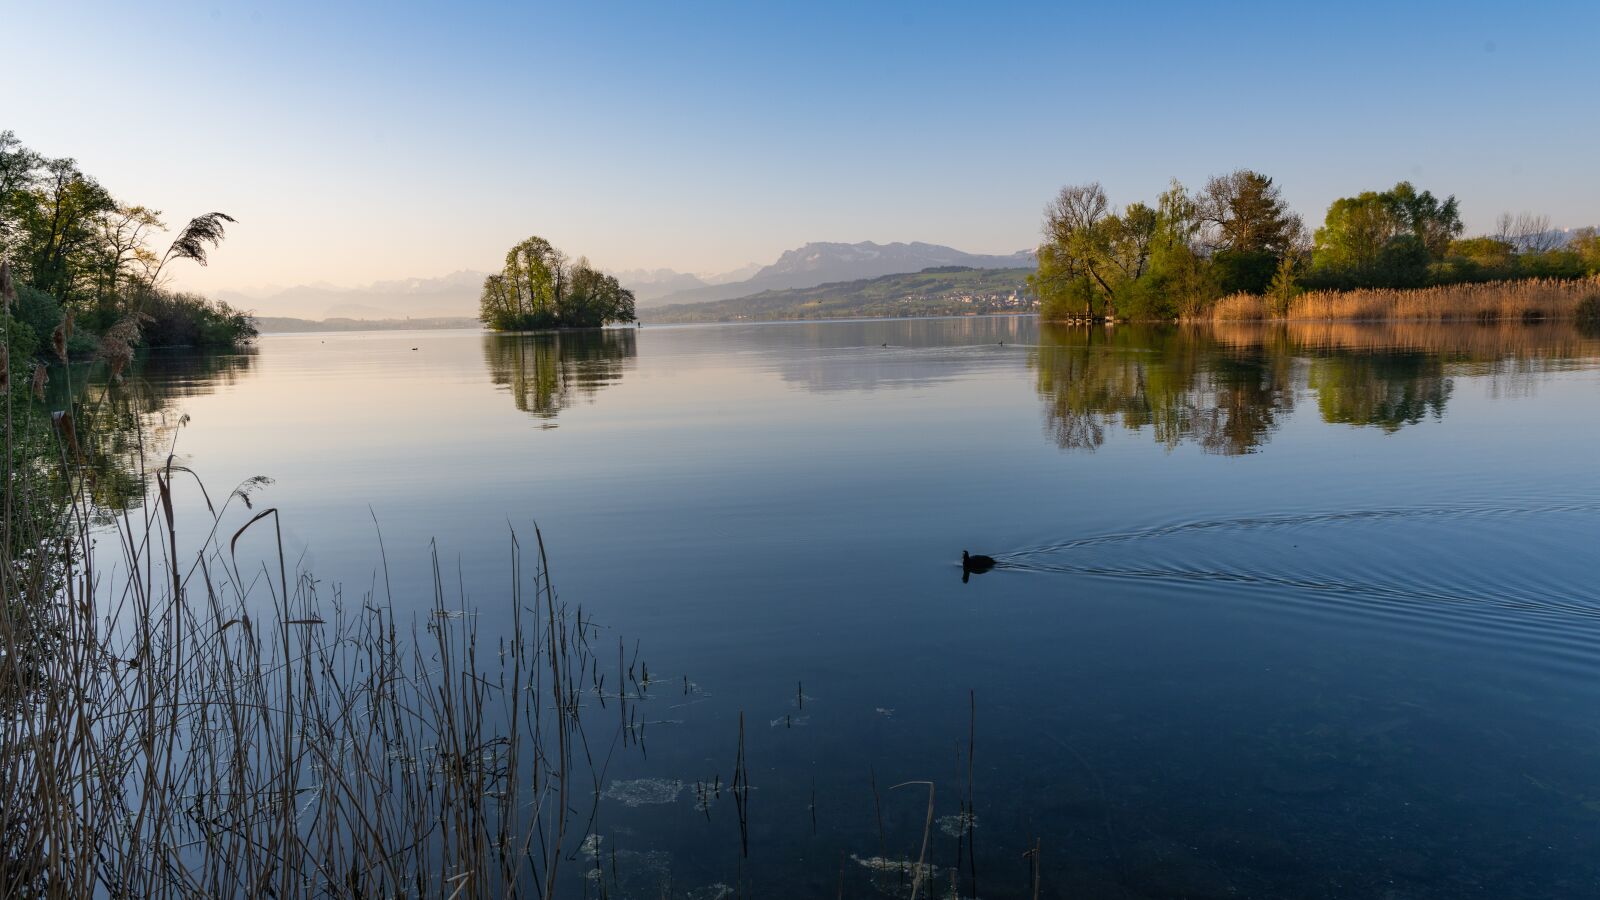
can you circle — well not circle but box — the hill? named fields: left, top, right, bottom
left=645, top=242, right=1034, bottom=307
left=640, top=267, right=1037, bottom=323
left=221, top=271, right=488, bottom=320
left=252, top=316, right=482, bottom=333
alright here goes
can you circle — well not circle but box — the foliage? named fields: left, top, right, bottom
left=1308, top=182, right=1462, bottom=288
left=0, top=131, right=250, bottom=355
left=479, top=236, right=636, bottom=330
left=1575, top=293, right=1600, bottom=335
left=139, top=291, right=257, bottom=348
left=1034, top=170, right=1591, bottom=320
left=1198, top=170, right=1303, bottom=259
left=1266, top=254, right=1303, bottom=316
left=1034, top=175, right=1263, bottom=320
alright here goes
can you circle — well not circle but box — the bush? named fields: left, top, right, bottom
left=1575, top=293, right=1600, bottom=334
left=13, top=285, right=63, bottom=348
left=140, top=292, right=257, bottom=349
left=1213, top=249, right=1278, bottom=296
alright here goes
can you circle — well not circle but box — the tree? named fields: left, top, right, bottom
left=1266, top=254, right=1302, bottom=316
left=565, top=259, right=636, bottom=326
left=1192, top=170, right=1303, bottom=295
left=0, top=131, right=41, bottom=262
left=1035, top=183, right=1115, bottom=319
left=1386, top=182, right=1461, bottom=258
left=15, top=157, right=115, bottom=303
left=1311, top=182, right=1459, bottom=287
left=1198, top=169, right=1303, bottom=257
left=478, top=236, right=636, bottom=330
left=91, top=204, right=164, bottom=314
left=1569, top=227, right=1600, bottom=274
left=1495, top=211, right=1557, bottom=253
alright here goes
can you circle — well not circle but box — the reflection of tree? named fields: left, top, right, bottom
left=39, top=349, right=261, bottom=518
left=1307, top=352, right=1451, bottom=432
left=482, top=330, right=636, bottom=419
left=1030, top=325, right=1294, bottom=455
left=1029, top=321, right=1568, bottom=453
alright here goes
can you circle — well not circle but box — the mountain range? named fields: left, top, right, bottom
left=225, top=241, right=1036, bottom=320
left=641, top=242, right=1034, bottom=308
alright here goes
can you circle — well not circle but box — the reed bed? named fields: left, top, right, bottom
left=0, top=359, right=644, bottom=898
left=1208, top=276, right=1600, bottom=323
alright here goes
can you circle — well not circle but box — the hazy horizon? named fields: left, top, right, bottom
left=8, top=0, right=1597, bottom=300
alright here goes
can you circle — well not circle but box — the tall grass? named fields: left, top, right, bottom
left=1207, top=276, right=1600, bottom=323
left=1, top=356, right=634, bottom=897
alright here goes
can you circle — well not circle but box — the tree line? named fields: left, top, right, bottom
left=0, top=130, right=254, bottom=363
left=478, top=236, right=636, bottom=331
left=1032, top=170, right=1600, bottom=321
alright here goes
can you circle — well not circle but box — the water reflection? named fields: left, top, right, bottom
left=1031, top=324, right=1294, bottom=454
left=53, top=350, right=259, bottom=516
left=1032, top=321, right=1600, bottom=453
left=482, top=329, right=636, bottom=419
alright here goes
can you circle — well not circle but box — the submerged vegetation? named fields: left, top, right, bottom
left=478, top=236, right=637, bottom=331
left=1032, top=169, right=1600, bottom=322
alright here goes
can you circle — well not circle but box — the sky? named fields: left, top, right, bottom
left=4, top=0, right=1598, bottom=297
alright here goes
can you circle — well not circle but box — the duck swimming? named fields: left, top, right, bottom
left=961, top=550, right=996, bottom=582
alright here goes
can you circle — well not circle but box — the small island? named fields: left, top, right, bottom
left=477, top=236, right=636, bottom=330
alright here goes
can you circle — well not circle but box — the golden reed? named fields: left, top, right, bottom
left=1209, top=276, right=1600, bottom=322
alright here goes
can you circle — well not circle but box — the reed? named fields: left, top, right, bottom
left=0, top=360, right=637, bottom=897
left=1206, top=276, right=1600, bottom=323
left=1208, top=292, right=1270, bottom=321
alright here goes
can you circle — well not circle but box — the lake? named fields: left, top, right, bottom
left=125, top=316, right=1600, bottom=898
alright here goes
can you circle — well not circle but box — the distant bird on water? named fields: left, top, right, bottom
left=962, top=550, right=996, bottom=582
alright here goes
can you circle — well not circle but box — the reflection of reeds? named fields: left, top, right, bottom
left=1210, top=319, right=1598, bottom=363
left=1, top=408, right=637, bottom=897
left=1210, top=276, right=1600, bottom=322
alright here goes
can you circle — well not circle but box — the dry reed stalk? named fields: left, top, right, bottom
left=1210, top=276, right=1600, bottom=323
left=1, top=370, right=646, bottom=899
left=1209, top=292, right=1269, bottom=321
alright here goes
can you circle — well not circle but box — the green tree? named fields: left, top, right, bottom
left=1266, top=254, right=1302, bottom=316
left=15, top=157, right=116, bottom=304
left=478, top=236, right=636, bottom=331
left=1199, top=169, right=1302, bottom=256
left=1568, top=227, right=1600, bottom=275
left=1311, top=182, right=1461, bottom=288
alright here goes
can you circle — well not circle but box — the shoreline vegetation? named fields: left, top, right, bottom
left=0, top=131, right=256, bottom=360
left=1209, top=276, right=1600, bottom=324
left=1032, top=170, right=1600, bottom=325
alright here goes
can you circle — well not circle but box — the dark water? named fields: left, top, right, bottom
left=128, top=317, right=1600, bottom=898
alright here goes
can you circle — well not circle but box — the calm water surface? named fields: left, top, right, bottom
left=130, top=317, right=1600, bottom=898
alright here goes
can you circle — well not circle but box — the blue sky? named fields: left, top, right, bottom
left=5, top=0, right=1596, bottom=294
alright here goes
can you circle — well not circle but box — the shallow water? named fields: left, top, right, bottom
left=125, top=317, right=1600, bottom=898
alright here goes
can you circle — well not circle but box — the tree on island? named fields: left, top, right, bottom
left=478, top=236, right=636, bottom=330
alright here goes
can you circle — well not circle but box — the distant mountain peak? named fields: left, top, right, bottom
left=645, top=240, right=1034, bottom=307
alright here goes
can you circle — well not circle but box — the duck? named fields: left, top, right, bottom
left=962, top=550, right=996, bottom=574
